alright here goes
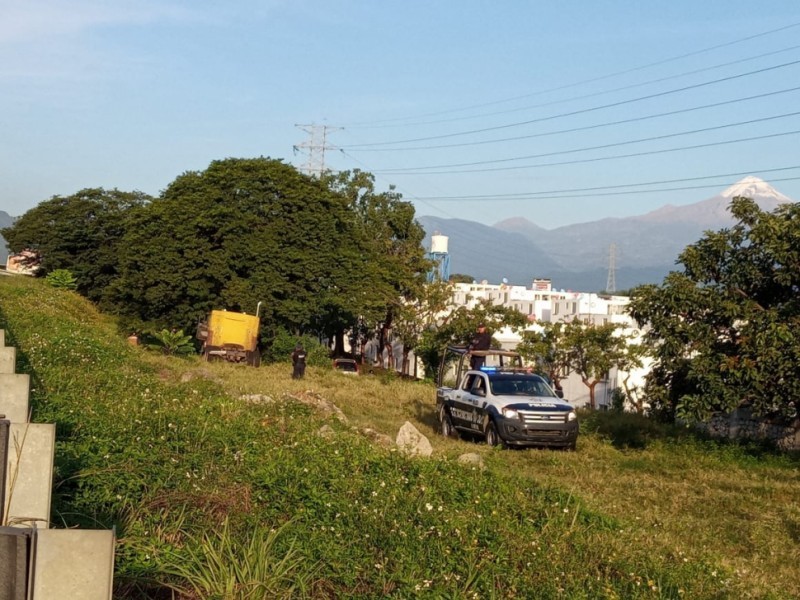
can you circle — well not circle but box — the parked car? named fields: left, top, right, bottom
left=332, top=358, right=359, bottom=375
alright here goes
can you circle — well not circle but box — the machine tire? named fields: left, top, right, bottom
left=485, top=420, right=504, bottom=448
left=439, top=406, right=458, bottom=439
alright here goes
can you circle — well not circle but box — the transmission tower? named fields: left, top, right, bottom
left=606, top=242, right=617, bottom=293
left=293, top=124, right=341, bottom=177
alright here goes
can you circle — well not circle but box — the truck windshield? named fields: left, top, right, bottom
left=489, top=376, right=557, bottom=398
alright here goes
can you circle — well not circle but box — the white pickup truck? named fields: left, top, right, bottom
left=435, top=348, right=579, bottom=449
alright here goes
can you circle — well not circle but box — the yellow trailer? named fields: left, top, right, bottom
left=196, top=309, right=261, bottom=366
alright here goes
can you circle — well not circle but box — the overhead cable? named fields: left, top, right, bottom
left=409, top=165, right=800, bottom=200
left=376, top=111, right=800, bottom=172
left=347, top=44, right=800, bottom=130
left=344, top=59, right=800, bottom=148
left=370, top=130, right=800, bottom=175
left=345, top=86, right=800, bottom=152
left=343, top=21, right=800, bottom=127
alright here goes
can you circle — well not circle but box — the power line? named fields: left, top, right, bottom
left=342, top=21, right=800, bottom=127
left=411, top=175, right=800, bottom=202
left=346, top=44, right=800, bottom=131
left=376, top=111, right=800, bottom=172
left=372, top=129, right=800, bottom=175
left=343, top=58, right=800, bottom=148
left=344, top=85, right=800, bottom=152
left=408, top=165, right=800, bottom=200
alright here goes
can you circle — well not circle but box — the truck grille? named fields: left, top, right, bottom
left=518, top=410, right=567, bottom=425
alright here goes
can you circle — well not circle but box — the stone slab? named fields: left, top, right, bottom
left=32, top=529, right=115, bottom=600
left=0, top=374, right=30, bottom=424
left=0, top=526, right=33, bottom=600
left=4, top=423, right=54, bottom=528
left=0, top=329, right=5, bottom=346
left=0, top=347, right=15, bottom=374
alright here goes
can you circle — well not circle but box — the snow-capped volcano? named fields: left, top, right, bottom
left=640, top=175, right=793, bottom=225
left=720, top=175, right=793, bottom=202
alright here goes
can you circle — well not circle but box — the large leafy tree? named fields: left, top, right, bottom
left=108, top=158, right=362, bottom=341
left=322, top=169, right=431, bottom=355
left=628, top=197, right=800, bottom=422
left=1, top=188, right=151, bottom=303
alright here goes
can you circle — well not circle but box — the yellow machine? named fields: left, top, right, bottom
left=196, top=308, right=261, bottom=366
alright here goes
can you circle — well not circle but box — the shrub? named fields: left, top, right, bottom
left=268, top=328, right=329, bottom=366
left=45, top=269, right=78, bottom=290
left=146, top=328, right=195, bottom=355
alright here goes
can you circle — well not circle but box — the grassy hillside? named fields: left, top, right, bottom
left=1, top=276, right=798, bottom=599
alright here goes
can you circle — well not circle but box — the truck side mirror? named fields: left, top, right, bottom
left=555, top=389, right=564, bottom=399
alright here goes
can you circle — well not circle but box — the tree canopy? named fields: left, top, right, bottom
left=628, top=197, right=800, bottom=422
left=1, top=188, right=151, bottom=303
left=108, top=158, right=367, bottom=338
left=517, top=320, right=633, bottom=408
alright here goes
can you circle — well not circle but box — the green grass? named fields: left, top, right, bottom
left=1, top=275, right=799, bottom=599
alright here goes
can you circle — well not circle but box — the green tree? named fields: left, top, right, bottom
left=322, top=169, right=431, bottom=357
left=416, top=299, right=528, bottom=378
left=516, top=322, right=571, bottom=389
left=1, top=188, right=151, bottom=303
left=564, top=320, right=631, bottom=410
left=449, top=273, right=474, bottom=284
left=629, top=197, right=800, bottom=423
left=518, top=320, right=633, bottom=409
left=109, top=158, right=361, bottom=345
left=392, top=279, right=454, bottom=377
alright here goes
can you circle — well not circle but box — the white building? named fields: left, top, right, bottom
left=448, top=279, right=649, bottom=411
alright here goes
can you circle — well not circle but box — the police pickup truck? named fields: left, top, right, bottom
left=436, top=347, right=578, bottom=449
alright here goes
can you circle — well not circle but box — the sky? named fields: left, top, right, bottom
left=2, top=0, right=799, bottom=229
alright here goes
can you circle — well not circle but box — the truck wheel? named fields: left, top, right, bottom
left=439, top=406, right=457, bottom=439
left=485, top=421, right=504, bottom=448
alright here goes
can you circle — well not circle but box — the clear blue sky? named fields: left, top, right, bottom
left=2, top=1, right=799, bottom=228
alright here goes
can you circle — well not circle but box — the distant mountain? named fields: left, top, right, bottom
left=418, top=177, right=794, bottom=291
left=0, top=211, right=13, bottom=264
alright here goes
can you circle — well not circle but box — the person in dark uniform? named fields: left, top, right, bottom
left=291, top=342, right=307, bottom=379
left=468, top=323, right=492, bottom=370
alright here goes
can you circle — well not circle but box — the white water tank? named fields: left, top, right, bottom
left=430, top=234, right=449, bottom=254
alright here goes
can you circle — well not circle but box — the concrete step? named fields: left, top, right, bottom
left=0, top=374, right=31, bottom=424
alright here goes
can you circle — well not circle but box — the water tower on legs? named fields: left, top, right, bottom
left=427, top=232, right=451, bottom=282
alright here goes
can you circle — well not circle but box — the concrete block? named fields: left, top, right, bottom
left=0, top=526, right=33, bottom=600
left=32, top=529, right=115, bottom=600
left=0, top=347, right=15, bottom=374
left=0, top=329, right=5, bottom=346
left=4, top=423, right=54, bottom=528
left=0, top=374, right=30, bottom=424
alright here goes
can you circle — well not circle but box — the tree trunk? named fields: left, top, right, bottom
left=583, top=378, right=599, bottom=409
left=333, top=329, right=345, bottom=357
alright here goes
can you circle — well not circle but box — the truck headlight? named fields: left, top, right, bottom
left=567, top=411, right=577, bottom=422
left=502, top=408, right=519, bottom=420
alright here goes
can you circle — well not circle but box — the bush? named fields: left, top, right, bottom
left=45, top=269, right=78, bottom=290
left=268, top=329, right=329, bottom=366
left=145, top=328, right=196, bottom=355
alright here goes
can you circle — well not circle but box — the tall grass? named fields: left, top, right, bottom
left=1, top=276, right=798, bottom=599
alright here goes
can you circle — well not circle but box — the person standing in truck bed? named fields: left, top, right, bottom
left=468, top=323, right=492, bottom=370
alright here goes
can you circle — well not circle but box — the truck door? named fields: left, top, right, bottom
left=460, top=373, right=489, bottom=432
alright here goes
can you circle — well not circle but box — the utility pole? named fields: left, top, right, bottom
left=293, top=124, right=341, bottom=177
left=606, top=242, right=617, bottom=293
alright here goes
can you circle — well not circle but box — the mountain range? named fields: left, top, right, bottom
left=417, top=176, right=794, bottom=291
